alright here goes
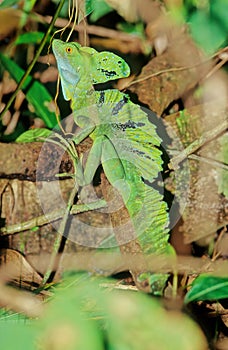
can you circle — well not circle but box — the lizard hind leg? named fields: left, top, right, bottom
left=78, top=137, right=103, bottom=206
left=101, top=136, right=129, bottom=201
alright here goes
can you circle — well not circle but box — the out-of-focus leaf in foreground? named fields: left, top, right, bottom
left=0, top=273, right=208, bottom=349
left=1, top=323, right=37, bottom=350
left=38, top=273, right=207, bottom=350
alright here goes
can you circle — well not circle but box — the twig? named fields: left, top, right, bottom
left=126, top=61, right=211, bottom=88
left=0, top=199, right=107, bottom=236
left=204, top=55, right=228, bottom=81
left=39, top=131, right=104, bottom=285
left=126, top=46, right=228, bottom=88
left=170, top=120, right=228, bottom=169
left=188, top=154, right=228, bottom=171
left=40, top=179, right=79, bottom=286
left=42, top=15, right=141, bottom=43
left=30, top=252, right=228, bottom=277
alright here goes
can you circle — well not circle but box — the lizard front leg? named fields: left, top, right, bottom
left=72, top=117, right=95, bottom=145
left=101, top=136, right=126, bottom=194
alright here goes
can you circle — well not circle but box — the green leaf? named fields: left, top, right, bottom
left=211, top=0, right=228, bottom=31
left=0, top=0, right=20, bottom=9
left=117, top=22, right=145, bottom=37
left=1, top=323, right=37, bottom=350
left=31, top=226, right=39, bottom=232
left=184, top=274, right=228, bottom=304
left=85, top=0, right=113, bottom=21
left=0, top=53, right=57, bottom=128
left=51, top=0, right=101, bottom=20
left=16, top=128, right=52, bottom=143
left=84, top=0, right=96, bottom=18
left=89, top=0, right=112, bottom=22
left=14, top=31, right=44, bottom=45
left=189, top=10, right=227, bottom=54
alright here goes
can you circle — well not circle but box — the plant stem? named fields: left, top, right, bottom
left=40, top=181, right=79, bottom=286
left=0, top=0, right=65, bottom=121
left=170, top=120, right=228, bottom=169
left=0, top=199, right=107, bottom=235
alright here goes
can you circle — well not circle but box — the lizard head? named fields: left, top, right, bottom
left=52, top=39, right=131, bottom=100
left=52, top=39, right=83, bottom=100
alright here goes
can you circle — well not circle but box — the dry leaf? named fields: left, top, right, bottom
left=106, top=0, right=164, bottom=23
left=0, top=282, right=43, bottom=317
left=0, top=248, right=42, bottom=285
left=0, top=8, right=21, bottom=39
left=129, top=31, right=209, bottom=116
left=105, top=0, right=139, bottom=22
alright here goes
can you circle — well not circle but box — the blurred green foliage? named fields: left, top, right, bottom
left=183, top=0, right=228, bottom=54
left=0, top=53, right=57, bottom=129
left=0, top=273, right=207, bottom=350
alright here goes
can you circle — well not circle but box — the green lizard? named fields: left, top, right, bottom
left=52, top=39, right=174, bottom=295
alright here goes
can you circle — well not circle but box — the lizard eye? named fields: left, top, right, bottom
left=66, top=47, right=73, bottom=54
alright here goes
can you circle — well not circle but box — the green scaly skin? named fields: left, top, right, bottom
left=52, top=39, right=174, bottom=295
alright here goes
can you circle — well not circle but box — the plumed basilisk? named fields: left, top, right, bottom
left=52, top=39, right=175, bottom=295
